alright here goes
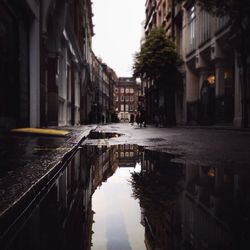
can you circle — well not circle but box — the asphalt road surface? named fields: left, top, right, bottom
left=84, top=123, right=250, bottom=169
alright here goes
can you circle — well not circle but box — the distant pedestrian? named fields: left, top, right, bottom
left=135, top=113, right=140, bottom=126
left=138, top=106, right=146, bottom=128
left=130, top=114, right=135, bottom=125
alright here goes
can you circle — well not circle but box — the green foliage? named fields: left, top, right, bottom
left=133, top=27, right=182, bottom=82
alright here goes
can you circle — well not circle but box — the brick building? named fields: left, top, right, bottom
left=115, top=77, right=139, bottom=122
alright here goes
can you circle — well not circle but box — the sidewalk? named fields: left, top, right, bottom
left=0, top=125, right=96, bottom=238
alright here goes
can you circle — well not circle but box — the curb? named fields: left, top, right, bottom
left=0, top=125, right=97, bottom=247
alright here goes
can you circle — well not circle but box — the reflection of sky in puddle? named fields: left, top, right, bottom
left=91, top=162, right=146, bottom=250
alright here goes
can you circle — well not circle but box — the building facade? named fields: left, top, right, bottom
left=144, top=0, right=182, bottom=126
left=41, top=0, right=95, bottom=126
left=115, top=77, right=139, bottom=122
left=0, top=1, right=41, bottom=129
left=142, top=0, right=250, bottom=127
left=0, top=0, right=95, bottom=130
left=91, top=54, right=118, bottom=124
left=181, top=1, right=240, bottom=126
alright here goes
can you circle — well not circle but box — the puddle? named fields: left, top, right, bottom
left=88, top=130, right=122, bottom=139
left=4, top=145, right=250, bottom=250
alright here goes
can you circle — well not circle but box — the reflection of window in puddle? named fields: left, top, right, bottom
left=207, top=168, right=215, bottom=177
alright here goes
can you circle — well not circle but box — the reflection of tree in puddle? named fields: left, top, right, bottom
left=131, top=170, right=181, bottom=216
left=131, top=149, right=250, bottom=250
left=130, top=149, right=184, bottom=249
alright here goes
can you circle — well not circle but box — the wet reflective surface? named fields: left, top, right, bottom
left=3, top=144, right=250, bottom=250
left=91, top=163, right=145, bottom=250
left=88, top=130, right=122, bottom=139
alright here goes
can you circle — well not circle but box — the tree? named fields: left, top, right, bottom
left=133, top=27, right=182, bottom=126
left=178, top=0, right=250, bottom=127
left=133, top=27, right=182, bottom=84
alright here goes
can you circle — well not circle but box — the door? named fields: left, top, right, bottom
left=0, top=3, right=19, bottom=128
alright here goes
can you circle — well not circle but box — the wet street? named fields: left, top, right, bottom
left=1, top=123, right=250, bottom=250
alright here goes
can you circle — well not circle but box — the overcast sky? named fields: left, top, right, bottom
left=92, top=0, right=145, bottom=77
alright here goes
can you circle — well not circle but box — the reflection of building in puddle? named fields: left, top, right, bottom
left=135, top=149, right=184, bottom=250
left=7, top=145, right=248, bottom=250
left=91, top=145, right=119, bottom=191
left=91, top=144, right=139, bottom=191
left=4, top=147, right=97, bottom=250
left=181, top=165, right=246, bottom=250
left=134, top=149, right=250, bottom=250
left=6, top=145, right=141, bottom=249
left=116, top=144, right=139, bottom=168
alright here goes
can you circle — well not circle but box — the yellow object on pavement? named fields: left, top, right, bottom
left=10, top=128, right=69, bottom=136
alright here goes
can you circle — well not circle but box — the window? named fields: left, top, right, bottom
left=188, top=6, right=195, bottom=52
left=130, top=88, right=134, bottom=94
left=115, top=88, right=118, bottom=93
left=125, top=95, right=129, bottom=101
left=115, top=95, right=118, bottom=101
left=125, top=104, right=129, bottom=111
left=121, top=104, right=124, bottom=111
left=130, top=105, right=134, bottom=111
left=120, top=88, right=124, bottom=93
left=200, top=9, right=211, bottom=43
left=121, top=95, right=124, bottom=101
left=130, top=96, right=134, bottom=102
left=125, top=88, right=129, bottom=94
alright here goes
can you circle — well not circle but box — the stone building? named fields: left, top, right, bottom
left=0, top=0, right=95, bottom=130
left=0, top=1, right=41, bottom=129
left=143, top=0, right=250, bottom=127
left=115, top=77, right=139, bottom=122
left=91, top=54, right=118, bottom=124
left=41, top=0, right=94, bottom=126
left=180, top=1, right=241, bottom=126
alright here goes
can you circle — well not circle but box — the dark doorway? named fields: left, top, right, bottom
left=199, top=80, right=215, bottom=125
left=0, top=3, right=19, bottom=129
